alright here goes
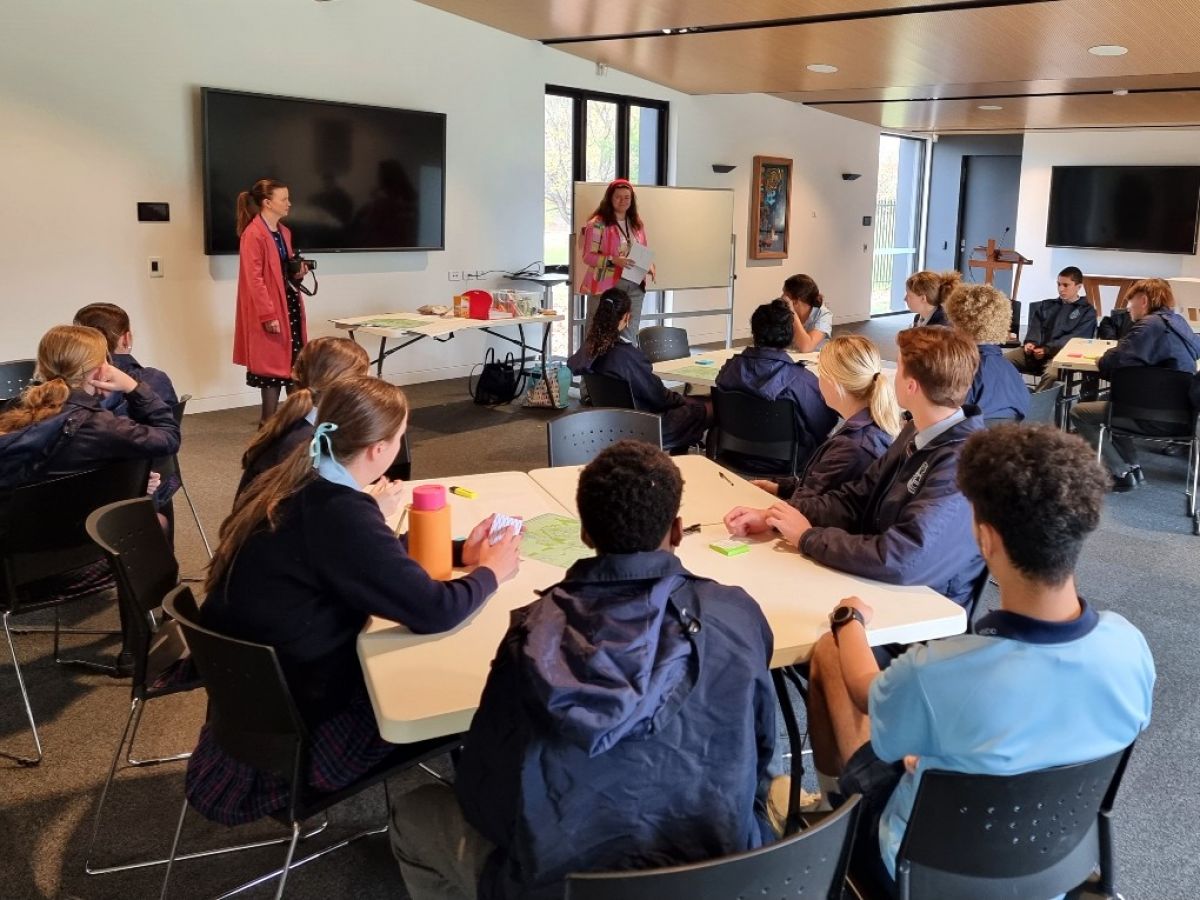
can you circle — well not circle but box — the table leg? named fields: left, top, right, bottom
left=771, top=668, right=806, bottom=836
left=377, top=337, right=387, bottom=378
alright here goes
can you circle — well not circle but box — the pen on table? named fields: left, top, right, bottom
left=682, top=523, right=702, bottom=535
left=394, top=506, right=409, bottom=538
left=718, top=471, right=735, bottom=487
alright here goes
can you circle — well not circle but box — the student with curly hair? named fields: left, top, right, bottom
left=904, top=270, right=960, bottom=328
left=567, top=287, right=710, bottom=450
left=803, top=425, right=1154, bottom=892
left=391, top=440, right=777, bottom=900
left=944, top=283, right=1029, bottom=422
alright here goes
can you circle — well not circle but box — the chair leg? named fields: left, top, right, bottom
left=53, top=605, right=119, bottom=674
left=1096, top=426, right=1106, bottom=463
left=1, top=610, right=43, bottom=766
left=126, top=696, right=191, bottom=767
left=84, top=699, right=140, bottom=874
left=181, top=481, right=214, bottom=560
left=159, top=793, right=189, bottom=900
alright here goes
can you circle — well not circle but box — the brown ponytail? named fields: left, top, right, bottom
left=906, top=270, right=962, bottom=308
left=208, top=376, right=410, bottom=592
left=0, top=325, right=108, bottom=434
left=242, top=337, right=370, bottom=471
left=236, top=178, right=287, bottom=237
left=584, top=287, right=632, bottom=359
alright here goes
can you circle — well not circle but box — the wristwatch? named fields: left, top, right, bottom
left=829, top=605, right=866, bottom=640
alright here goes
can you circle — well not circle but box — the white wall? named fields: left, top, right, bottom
left=0, top=0, right=880, bottom=411
left=1014, top=129, right=1200, bottom=313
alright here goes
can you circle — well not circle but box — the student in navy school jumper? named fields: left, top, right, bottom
left=803, top=425, right=1154, bottom=893
left=1071, top=278, right=1200, bottom=492
left=236, top=336, right=369, bottom=498
left=752, top=334, right=902, bottom=504
left=714, top=298, right=837, bottom=471
left=185, top=376, right=521, bottom=826
left=390, top=440, right=776, bottom=900
left=903, top=270, right=960, bottom=328
left=1004, top=266, right=1097, bottom=383
left=944, top=282, right=1030, bottom=423
left=567, top=286, right=711, bottom=450
left=725, top=327, right=986, bottom=609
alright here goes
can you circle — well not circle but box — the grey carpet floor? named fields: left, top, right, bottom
left=2, top=317, right=1196, bottom=898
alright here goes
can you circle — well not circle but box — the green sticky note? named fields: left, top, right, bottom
left=710, top=538, right=750, bottom=557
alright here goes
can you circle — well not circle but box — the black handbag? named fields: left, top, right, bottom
left=469, top=348, right=523, bottom=406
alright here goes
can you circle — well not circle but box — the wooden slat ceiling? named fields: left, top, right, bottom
left=417, top=0, right=1200, bottom=133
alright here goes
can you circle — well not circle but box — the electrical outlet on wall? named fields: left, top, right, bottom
left=448, top=270, right=464, bottom=281
left=148, top=257, right=163, bottom=278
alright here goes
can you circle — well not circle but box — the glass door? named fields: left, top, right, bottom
left=872, top=135, right=928, bottom=315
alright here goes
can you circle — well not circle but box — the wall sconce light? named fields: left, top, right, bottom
left=842, top=173, right=862, bottom=181
left=712, top=164, right=736, bottom=174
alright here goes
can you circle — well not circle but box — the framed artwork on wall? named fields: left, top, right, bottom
left=750, top=155, right=792, bottom=260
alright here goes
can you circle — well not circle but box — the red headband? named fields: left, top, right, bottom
left=608, top=178, right=633, bottom=190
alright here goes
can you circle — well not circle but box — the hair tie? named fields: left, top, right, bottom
left=309, top=422, right=338, bottom=469
left=872, top=371, right=881, bottom=382
left=601, top=296, right=614, bottom=305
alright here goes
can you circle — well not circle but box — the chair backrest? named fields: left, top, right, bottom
left=0, top=358, right=36, bottom=405
left=384, top=433, right=413, bottom=481
left=566, top=795, right=859, bottom=900
left=965, top=566, right=991, bottom=630
left=0, top=458, right=150, bottom=608
left=710, top=388, right=800, bottom=475
left=1009, top=299, right=1021, bottom=339
left=163, top=585, right=307, bottom=787
left=1026, top=382, right=1063, bottom=426
left=637, top=326, right=691, bottom=364
left=86, top=496, right=181, bottom=688
left=582, top=373, right=637, bottom=410
left=897, top=746, right=1133, bottom=900
left=152, top=393, right=191, bottom=480
left=1108, top=367, right=1195, bottom=432
left=547, top=409, right=663, bottom=467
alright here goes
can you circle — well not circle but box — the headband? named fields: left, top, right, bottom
left=608, top=178, right=633, bottom=190
left=309, top=421, right=338, bottom=468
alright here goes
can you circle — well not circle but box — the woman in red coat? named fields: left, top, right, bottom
left=234, top=178, right=309, bottom=423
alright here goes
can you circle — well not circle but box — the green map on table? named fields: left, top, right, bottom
left=521, top=513, right=593, bottom=569
left=359, top=317, right=429, bottom=331
left=664, top=363, right=721, bottom=381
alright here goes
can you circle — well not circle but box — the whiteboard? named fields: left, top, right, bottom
left=571, top=183, right=734, bottom=293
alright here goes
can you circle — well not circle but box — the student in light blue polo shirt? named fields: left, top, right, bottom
left=803, top=424, right=1155, bottom=889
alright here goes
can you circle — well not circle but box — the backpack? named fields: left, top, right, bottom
left=1096, top=308, right=1133, bottom=341
left=469, top=348, right=523, bottom=406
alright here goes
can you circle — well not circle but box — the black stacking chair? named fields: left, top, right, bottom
left=1026, top=381, right=1064, bottom=427
left=547, top=409, right=663, bottom=466
left=0, top=458, right=149, bottom=765
left=636, top=326, right=691, bottom=364
left=1002, top=299, right=1022, bottom=348
left=565, top=795, right=860, bottom=900
left=1100, top=368, right=1199, bottom=517
left=384, top=433, right=413, bottom=481
left=156, top=395, right=212, bottom=558
left=0, top=358, right=36, bottom=410
left=709, top=388, right=801, bottom=477
left=581, top=373, right=637, bottom=410
left=160, top=586, right=459, bottom=899
left=895, top=745, right=1134, bottom=900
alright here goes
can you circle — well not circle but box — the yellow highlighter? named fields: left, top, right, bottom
left=449, top=485, right=477, bottom=499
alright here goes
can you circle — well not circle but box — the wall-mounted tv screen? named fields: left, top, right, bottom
left=1046, top=166, right=1200, bottom=255
left=202, top=88, right=446, bottom=255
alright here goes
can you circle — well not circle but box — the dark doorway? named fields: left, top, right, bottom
left=956, top=155, right=1022, bottom=297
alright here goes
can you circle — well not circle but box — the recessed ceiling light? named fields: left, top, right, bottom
left=1113, top=89, right=1129, bottom=96
left=661, top=27, right=673, bottom=34
left=977, top=104, right=1004, bottom=110
left=1089, top=44, right=1128, bottom=56
left=807, top=64, right=839, bottom=74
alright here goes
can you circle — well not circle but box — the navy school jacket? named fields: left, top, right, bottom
left=779, top=408, right=893, bottom=503
left=236, top=417, right=314, bottom=498
left=793, top=409, right=987, bottom=606
left=967, top=344, right=1029, bottom=422
left=912, top=305, right=949, bottom=329
left=455, top=551, right=776, bottom=900
left=1024, top=297, right=1097, bottom=356
left=714, top=346, right=837, bottom=466
left=1097, top=307, right=1200, bottom=379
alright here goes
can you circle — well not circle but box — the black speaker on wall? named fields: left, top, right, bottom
left=137, top=202, right=170, bottom=222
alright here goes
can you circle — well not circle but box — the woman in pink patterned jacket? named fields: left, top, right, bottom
left=579, top=179, right=655, bottom=344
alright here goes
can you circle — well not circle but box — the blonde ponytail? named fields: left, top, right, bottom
left=818, top=335, right=902, bottom=437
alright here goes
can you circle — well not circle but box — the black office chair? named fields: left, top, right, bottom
left=155, top=395, right=212, bottom=558
left=895, top=745, right=1134, bottom=900
left=565, top=795, right=860, bottom=900
left=1002, top=299, right=1022, bottom=348
left=1026, top=381, right=1064, bottom=427
left=0, top=358, right=36, bottom=410
left=0, top=458, right=150, bottom=765
left=384, top=433, right=413, bottom=481
left=636, top=326, right=691, bottom=364
left=547, top=409, right=663, bottom=467
left=1099, top=368, right=1199, bottom=518
left=581, top=373, right=637, bottom=410
left=160, top=586, right=459, bottom=899
left=709, top=388, right=801, bottom=477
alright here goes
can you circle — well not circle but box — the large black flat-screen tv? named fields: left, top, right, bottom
left=1046, top=165, right=1200, bottom=255
left=202, top=88, right=446, bottom=255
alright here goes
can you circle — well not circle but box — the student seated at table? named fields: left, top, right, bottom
left=1070, top=278, right=1200, bottom=492
left=904, top=270, right=960, bottom=328
left=782, top=273, right=833, bottom=352
left=390, top=440, right=777, bottom=900
left=715, top=299, right=837, bottom=470
left=752, top=335, right=901, bottom=503
left=237, top=336, right=370, bottom=498
left=1004, top=266, right=1096, bottom=381
left=944, top=283, right=1029, bottom=423
left=803, top=425, right=1154, bottom=891
left=567, top=286, right=710, bottom=450
left=185, top=376, right=520, bottom=826
left=73, top=302, right=179, bottom=412
left=725, top=327, right=985, bottom=607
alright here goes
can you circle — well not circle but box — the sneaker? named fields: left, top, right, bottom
left=1111, top=471, right=1139, bottom=493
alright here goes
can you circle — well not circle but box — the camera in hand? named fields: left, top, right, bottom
left=287, top=254, right=319, bottom=297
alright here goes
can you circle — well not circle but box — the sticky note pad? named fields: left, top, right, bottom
left=710, top=538, right=750, bottom=557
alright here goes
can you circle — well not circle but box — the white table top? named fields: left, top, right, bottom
left=652, top=346, right=898, bottom=388
left=1053, top=338, right=1116, bottom=373
left=360, top=460, right=965, bottom=743
left=332, top=311, right=562, bottom=339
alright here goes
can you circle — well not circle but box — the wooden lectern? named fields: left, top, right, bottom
left=968, top=239, right=1033, bottom=302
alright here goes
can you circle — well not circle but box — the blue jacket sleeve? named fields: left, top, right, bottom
left=1098, top=319, right=1157, bottom=378
left=73, top=383, right=181, bottom=460
left=793, top=447, right=891, bottom=531
left=1023, top=302, right=1047, bottom=347
left=626, top=350, right=684, bottom=412
left=790, top=435, right=868, bottom=506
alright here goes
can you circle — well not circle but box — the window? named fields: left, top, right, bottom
left=872, top=135, right=928, bottom=315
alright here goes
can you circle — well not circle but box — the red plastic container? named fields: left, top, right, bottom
left=464, top=289, right=493, bottom=320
